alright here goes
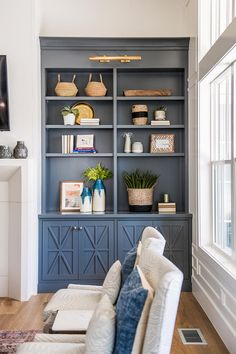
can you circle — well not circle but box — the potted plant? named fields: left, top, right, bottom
left=83, top=163, right=113, bottom=212
left=123, top=169, right=159, bottom=212
left=154, top=106, right=167, bottom=121
left=61, top=106, right=79, bottom=125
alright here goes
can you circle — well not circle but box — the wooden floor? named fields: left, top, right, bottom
left=0, top=292, right=229, bottom=353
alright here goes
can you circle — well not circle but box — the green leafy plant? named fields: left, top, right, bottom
left=156, top=105, right=167, bottom=112
left=83, top=163, right=113, bottom=181
left=123, top=169, right=159, bottom=189
left=61, top=105, right=79, bottom=116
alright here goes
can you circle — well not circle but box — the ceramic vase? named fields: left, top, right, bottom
left=80, top=187, right=92, bottom=213
left=123, top=132, right=132, bottom=153
left=0, top=145, right=12, bottom=158
left=13, top=141, right=28, bottom=159
left=92, top=179, right=105, bottom=213
left=63, top=113, right=75, bottom=125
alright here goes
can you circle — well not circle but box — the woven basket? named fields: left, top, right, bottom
left=55, top=74, right=78, bottom=97
left=84, top=74, right=107, bottom=97
left=132, top=104, right=148, bottom=125
left=127, top=188, right=153, bottom=206
left=132, top=117, right=148, bottom=125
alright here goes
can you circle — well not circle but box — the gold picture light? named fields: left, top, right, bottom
left=89, top=55, right=142, bottom=63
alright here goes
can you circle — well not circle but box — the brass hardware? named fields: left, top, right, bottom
left=89, top=55, right=141, bottom=63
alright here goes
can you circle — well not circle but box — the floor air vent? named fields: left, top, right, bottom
left=178, top=328, right=207, bottom=345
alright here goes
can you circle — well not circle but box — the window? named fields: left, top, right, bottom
left=199, top=48, right=236, bottom=258
left=211, top=67, right=232, bottom=254
left=199, top=0, right=234, bottom=59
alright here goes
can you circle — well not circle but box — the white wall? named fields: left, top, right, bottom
left=0, top=0, right=40, bottom=298
left=39, top=0, right=196, bottom=37
left=0, top=0, right=39, bottom=155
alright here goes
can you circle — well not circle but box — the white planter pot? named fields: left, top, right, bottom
left=63, top=113, right=75, bottom=125
left=155, top=110, right=166, bottom=120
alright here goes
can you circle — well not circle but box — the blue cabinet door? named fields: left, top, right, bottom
left=41, top=221, right=79, bottom=281
left=152, top=220, right=191, bottom=290
left=78, top=220, right=115, bottom=281
left=117, top=220, right=151, bottom=262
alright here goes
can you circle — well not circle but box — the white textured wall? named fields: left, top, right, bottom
left=39, top=0, right=196, bottom=37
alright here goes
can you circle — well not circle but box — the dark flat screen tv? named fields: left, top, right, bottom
left=0, top=55, right=10, bottom=131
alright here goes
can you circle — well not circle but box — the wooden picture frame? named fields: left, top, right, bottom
left=60, top=180, right=84, bottom=212
left=76, top=134, right=94, bottom=149
left=150, top=134, right=175, bottom=153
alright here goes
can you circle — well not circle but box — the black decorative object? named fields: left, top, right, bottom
left=0, top=56, right=10, bottom=131
left=0, top=145, right=12, bottom=158
left=13, top=141, right=28, bottom=159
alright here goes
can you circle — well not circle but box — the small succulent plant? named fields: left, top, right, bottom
left=156, top=106, right=167, bottom=112
left=61, top=106, right=79, bottom=116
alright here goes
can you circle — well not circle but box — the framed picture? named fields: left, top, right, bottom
left=60, top=180, right=84, bottom=212
left=76, top=134, right=94, bottom=148
left=150, top=134, right=175, bottom=153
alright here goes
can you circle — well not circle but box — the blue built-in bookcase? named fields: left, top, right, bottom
left=38, top=37, right=192, bottom=292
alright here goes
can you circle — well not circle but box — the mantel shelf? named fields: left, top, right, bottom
left=45, top=96, right=113, bottom=101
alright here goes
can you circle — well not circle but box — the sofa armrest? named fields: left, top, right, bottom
left=68, top=284, right=103, bottom=292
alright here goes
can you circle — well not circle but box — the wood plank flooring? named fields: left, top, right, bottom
left=0, top=292, right=229, bottom=353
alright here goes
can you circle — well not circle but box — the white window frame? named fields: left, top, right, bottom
left=199, top=0, right=234, bottom=59
left=199, top=46, right=236, bottom=265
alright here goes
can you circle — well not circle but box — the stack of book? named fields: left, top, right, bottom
left=62, top=135, right=74, bottom=154
left=158, top=202, right=176, bottom=214
left=151, top=120, right=170, bottom=126
left=80, top=118, right=100, bottom=126
left=73, top=147, right=97, bottom=154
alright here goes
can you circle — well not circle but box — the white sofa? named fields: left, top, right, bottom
left=43, top=226, right=166, bottom=321
left=15, top=244, right=183, bottom=354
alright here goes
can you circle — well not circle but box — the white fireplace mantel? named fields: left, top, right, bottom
left=0, top=159, right=37, bottom=301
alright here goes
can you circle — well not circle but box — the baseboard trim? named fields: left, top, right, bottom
left=192, top=277, right=236, bottom=353
left=0, top=276, right=8, bottom=296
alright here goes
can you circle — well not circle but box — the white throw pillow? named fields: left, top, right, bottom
left=85, top=294, right=116, bottom=354
left=102, top=260, right=121, bottom=304
left=132, top=266, right=154, bottom=354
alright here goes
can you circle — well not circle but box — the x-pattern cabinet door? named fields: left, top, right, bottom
left=152, top=220, right=190, bottom=280
left=117, top=221, right=151, bottom=262
left=41, top=221, right=79, bottom=281
left=78, top=220, right=115, bottom=280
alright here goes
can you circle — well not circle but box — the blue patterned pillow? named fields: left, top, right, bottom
left=121, top=245, right=137, bottom=286
left=113, top=267, right=148, bottom=354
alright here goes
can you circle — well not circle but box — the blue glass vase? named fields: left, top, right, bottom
left=80, top=187, right=92, bottom=213
left=92, top=179, right=105, bottom=212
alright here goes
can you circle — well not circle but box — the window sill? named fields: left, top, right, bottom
left=200, top=245, right=236, bottom=280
